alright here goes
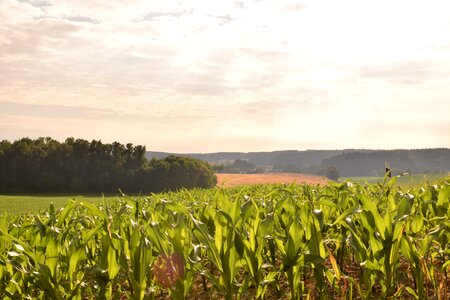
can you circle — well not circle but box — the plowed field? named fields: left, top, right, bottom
left=215, top=173, right=328, bottom=187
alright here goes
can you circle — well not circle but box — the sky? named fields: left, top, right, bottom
left=1, top=0, right=449, bottom=153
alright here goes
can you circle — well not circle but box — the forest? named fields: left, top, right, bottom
left=0, top=137, right=216, bottom=193
left=322, top=149, right=450, bottom=176
left=148, top=149, right=450, bottom=177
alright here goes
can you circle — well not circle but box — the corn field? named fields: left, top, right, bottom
left=0, top=176, right=449, bottom=299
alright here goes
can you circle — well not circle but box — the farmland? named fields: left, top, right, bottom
left=0, top=176, right=449, bottom=299
left=0, top=195, right=117, bottom=215
left=216, top=172, right=329, bottom=187
left=342, top=173, right=448, bottom=186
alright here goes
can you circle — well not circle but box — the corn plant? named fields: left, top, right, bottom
left=0, top=177, right=449, bottom=299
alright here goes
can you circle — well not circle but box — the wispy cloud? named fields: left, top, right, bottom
left=357, top=61, right=440, bottom=85
left=1, top=0, right=450, bottom=151
left=0, top=101, right=113, bottom=119
left=18, top=0, right=51, bottom=8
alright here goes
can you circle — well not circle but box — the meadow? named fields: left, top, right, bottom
left=0, top=194, right=118, bottom=215
left=0, top=175, right=449, bottom=299
left=0, top=172, right=326, bottom=215
left=342, top=173, right=447, bottom=186
left=0, top=173, right=444, bottom=215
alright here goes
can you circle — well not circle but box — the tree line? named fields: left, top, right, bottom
left=322, top=149, right=450, bottom=177
left=213, top=159, right=259, bottom=174
left=0, top=137, right=217, bottom=193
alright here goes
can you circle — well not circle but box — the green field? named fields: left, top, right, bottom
left=1, top=174, right=446, bottom=216
left=0, top=194, right=119, bottom=215
left=0, top=177, right=449, bottom=299
left=342, top=173, right=448, bottom=186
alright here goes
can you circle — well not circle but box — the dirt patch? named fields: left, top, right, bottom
left=215, top=173, right=329, bottom=187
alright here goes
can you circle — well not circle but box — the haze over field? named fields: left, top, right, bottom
left=1, top=0, right=449, bottom=152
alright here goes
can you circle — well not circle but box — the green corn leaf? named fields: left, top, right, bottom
left=418, top=235, right=434, bottom=257
left=36, top=263, right=64, bottom=300
left=240, top=199, right=254, bottom=224
left=107, top=246, right=120, bottom=280
left=331, top=207, right=359, bottom=226
left=360, top=195, right=386, bottom=240
left=400, top=236, right=413, bottom=261
left=396, top=194, right=413, bottom=221
left=57, top=200, right=76, bottom=227
left=410, top=215, right=424, bottom=233
left=45, top=238, right=59, bottom=279
left=69, top=249, right=85, bottom=280
left=83, top=224, right=103, bottom=243
left=405, top=287, right=419, bottom=299
left=80, top=202, right=106, bottom=218
left=234, top=232, right=245, bottom=257
left=214, top=215, right=225, bottom=255
left=387, top=176, right=398, bottom=188
left=257, top=213, right=274, bottom=238
left=191, top=216, right=222, bottom=272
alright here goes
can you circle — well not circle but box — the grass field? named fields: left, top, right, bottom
left=0, top=194, right=118, bottom=215
left=1, top=173, right=447, bottom=215
left=342, top=173, right=448, bottom=186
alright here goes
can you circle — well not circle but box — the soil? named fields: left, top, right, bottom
left=215, top=173, right=329, bottom=187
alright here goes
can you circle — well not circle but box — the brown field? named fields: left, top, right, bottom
left=215, top=173, right=329, bottom=187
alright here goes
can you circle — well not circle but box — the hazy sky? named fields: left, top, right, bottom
left=1, top=0, right=449, bottom=152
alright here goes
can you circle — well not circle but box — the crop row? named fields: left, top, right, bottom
left=0, top=176, right=449, bottom=299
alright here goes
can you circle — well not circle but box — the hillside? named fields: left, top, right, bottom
left=147, top=148, right=450, bottom=177
left=322, top=148, right=450, bottom=177
left=147, top=150, right=348, bottom=166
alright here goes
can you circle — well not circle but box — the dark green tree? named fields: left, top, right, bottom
left=0, top=137, right=217, bottom=193
left=325, top=166, right=340, bottom=181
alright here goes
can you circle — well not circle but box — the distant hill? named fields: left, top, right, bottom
left=322, top=148, right=450, bottom=177
left=146, top=148, right=450, bottom=177
left=146, top=150, right=348, bottom=166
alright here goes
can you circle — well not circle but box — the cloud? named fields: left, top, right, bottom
left=18, top=0, right=51, bottom=8
left=284, top=3, right=305, bottom=11
left=66, top=16, right=99, bottom=24
left=356, top=118, right=450, bottom=149
left=175, top=82, right=234, bottom=96
left=358, top=61, right=434, bottom=84
left=142, top=11, right=189, bottom=21
left=0, top=101, right=115, bottom=119
left=0, top=0, right=42, bottom=24
left=1, top=0, right=450, bottom=151
left=0, top=19, right=81, bottom=59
